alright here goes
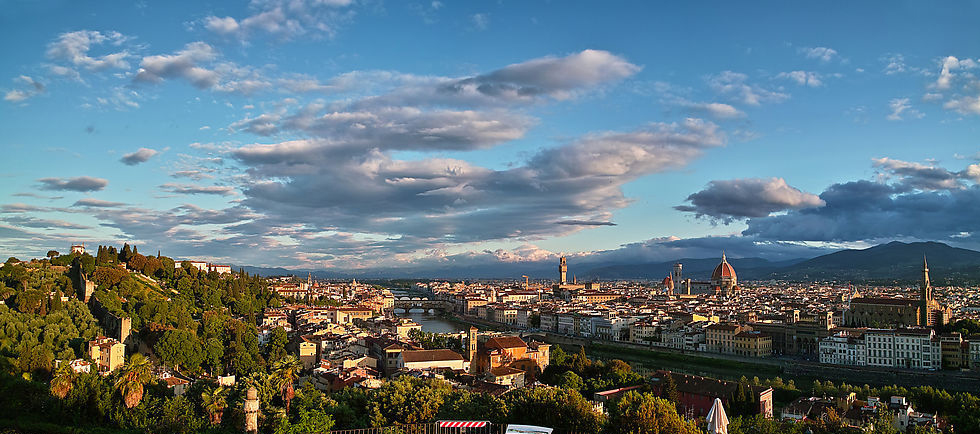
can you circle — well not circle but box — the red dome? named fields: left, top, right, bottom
left=711, top=254, right=737, bottom=282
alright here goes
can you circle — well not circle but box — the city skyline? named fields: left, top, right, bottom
left=2, top=1, right=980, bottom=270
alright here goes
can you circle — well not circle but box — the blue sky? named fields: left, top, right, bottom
left=1, top=0, right=979, bottom=271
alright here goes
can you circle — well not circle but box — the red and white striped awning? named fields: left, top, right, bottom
left=438, top=421, right=489, bottom=428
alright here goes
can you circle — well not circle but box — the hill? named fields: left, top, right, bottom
left=769, top=241, right=980, bottom=282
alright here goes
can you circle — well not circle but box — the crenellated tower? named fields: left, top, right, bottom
left=559, top=256, right=568, bottom=285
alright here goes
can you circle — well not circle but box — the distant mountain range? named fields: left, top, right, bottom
left=768, top=241, right=980, bottom=282
left=236, top=241, right=980, bottom=283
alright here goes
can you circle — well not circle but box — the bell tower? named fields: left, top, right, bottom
left=920, top=256, right=932, bottom=326
left=559, top=256, right=568, bottom=285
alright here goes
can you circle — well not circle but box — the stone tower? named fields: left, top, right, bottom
left=467, top=326, right=478, bottom=373
left=672, top=263, right=683, bottom=286
left=559, top=256, right=568, bottom=285
left=920, top=256, right=932, bottom=326
left=244, top=386, right=259, bottom=434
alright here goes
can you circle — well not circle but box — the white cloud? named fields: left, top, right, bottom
left=934, top=55, right=978, bottom=90
left=799, top=46, right=839, bottom=62
left=133, top=42, right=270, bottom=94
left=777, top=70, right=823, bottom=87
left=46, top=30, right=131, bottom=74
left=881, top=53, right=906, bottom=75
left=471, top=13, right=489, bottom=30
left=886, top=98, right=924, bottom=121
left=204, top=16, right=241, bottom=35
left=943, top=95, right=980, bottom=116
left=683, top=101, right=745, bottom=119
left=3, top=75, right=45, bottom=103
left=707, top=71, right=789, bottom=106
left=160, top=183, right=236, bottom=196
left=202, top=0, right=354, bottom=40
left=135, top=42, right=218, bottom=88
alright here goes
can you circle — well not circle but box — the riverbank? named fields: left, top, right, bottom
left=442, top=313, right=980, bottom=393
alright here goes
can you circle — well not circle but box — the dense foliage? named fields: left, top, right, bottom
left=540, top=345, right=645, bottom=396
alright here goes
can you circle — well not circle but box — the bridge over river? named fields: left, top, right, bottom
left=391, top=296, right=454, bottom=313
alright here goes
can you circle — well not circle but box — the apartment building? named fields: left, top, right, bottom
left=864, top=328, right=941, bottom=370
left=819, top=330, right=867, bottom=366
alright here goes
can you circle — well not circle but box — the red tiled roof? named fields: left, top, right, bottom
left=485, top=336, right=527, bottom=350
left=401, top=349, right=463, bottom=363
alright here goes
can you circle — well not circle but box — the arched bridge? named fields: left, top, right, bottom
left=391, top=296, right=454, bottom=312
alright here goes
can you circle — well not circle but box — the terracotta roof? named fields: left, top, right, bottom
left=163, top=376, right=190, bottom=387
left=400, top=349, right=464, bottom=363
left=489, top=366, right=524, bottom=377
left=485, top=336, right=527, bottom=350
left=711, top=255, right=737, bottom=281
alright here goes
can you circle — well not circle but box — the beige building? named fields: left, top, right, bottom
left=89, top=337, right=125, bottom=374
left=329, top=306, right=374, bottom=324
left=389, top=318, right=422, bottom=338
left=733, top=330, right=772, bottom=357
left=706, top=323, right=745, bottom=354
left=299, top=340, right=318, bottom=370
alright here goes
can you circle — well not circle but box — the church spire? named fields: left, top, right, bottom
left=922, top=255, right=930, bottom=290
left=722, top=251, right=727, bottom=262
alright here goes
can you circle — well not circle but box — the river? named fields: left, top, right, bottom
left=395, top=309, right=469, bottom=334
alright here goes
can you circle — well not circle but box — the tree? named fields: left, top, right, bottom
left=272, top=355, right=303, bottom=414
left=438, top=390, right=508, bottom=423
left=49, top=289, right=64, bottom=312
left=368, top=376, right=452, bottom=426
left=556, top=370, right=585, bottom=392
left=504, top=386, right=604, bottom=433
left=728, top=415, right=801, bottom=434
left=154, top=329, right=204, bottom=372
left=201, top=385, right=228, bottom=426
left=659, top=372, right=679, bottom=404
left=120, top=243, right=132, bottom=263
left=266, top=327, right=289, bottom=362
left=50, top=361, right=76, bottom=399
left=154, top=395, right=201, bottom=434
left=607, top=391, right=702, bottom=434
left=116, top=353, right=154, bottom=408
left=47, top=250, right=60, bottom=259
left=128, top=253, right=147, bottom=273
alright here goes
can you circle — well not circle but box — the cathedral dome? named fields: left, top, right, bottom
left=711, top=253, right=737, bottom=282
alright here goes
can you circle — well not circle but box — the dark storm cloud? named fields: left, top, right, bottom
left=743, top=172, right=980, bottom=244
left=675, top=177, right=825, bottom=223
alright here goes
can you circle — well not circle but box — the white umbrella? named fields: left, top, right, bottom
left=706, top=398, right=729, bottom=434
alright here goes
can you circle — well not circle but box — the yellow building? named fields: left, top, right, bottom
left=88, top=337, right=125, bottom=374
left=733, top=330, right=772, bottom=357
left=706, top=323, right=746, bottom=354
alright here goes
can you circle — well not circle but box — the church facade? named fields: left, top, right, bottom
left=845, top=258, right=951, bottom=328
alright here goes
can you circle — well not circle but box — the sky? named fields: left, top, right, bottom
left=1, top=0, right=979, bottom=273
